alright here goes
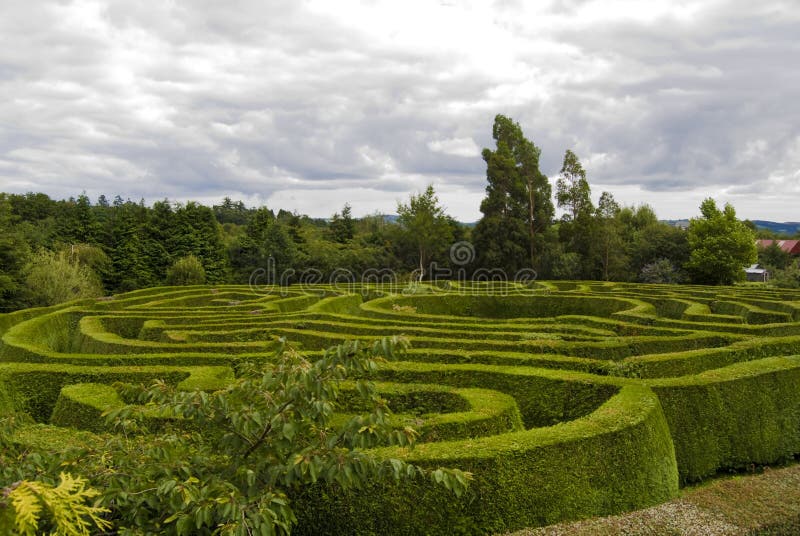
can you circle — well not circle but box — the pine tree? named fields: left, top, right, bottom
left=329, top=203, right=356, bottom=243
left=56, top=194, right=100, bottom=246
left=232, top=207, right=296, bottom=284
left=172, top=202, right=229, bottom=283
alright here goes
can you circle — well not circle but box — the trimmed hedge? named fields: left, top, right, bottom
left=364, top=293, right=645, bottom=319
left=293, top=384, right=678, bottom=535
left=648, top=356, right=800, bottom=483
left=336, top=382, right=525, bottom=442
left=50, top=383, right=124, bottom=433
left=0, top=363, right=232, bottom=422
left=4, top=282, right=800, bottom=533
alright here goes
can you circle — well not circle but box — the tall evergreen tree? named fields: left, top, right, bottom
left=213, top=197, right=250, bottom=225
left=232, top=207, right=296, bottom=283
left=472, top=115, right=553, bottom=273
left=556, top=150, right=593, bottom=222
left=329, top=203, right=355, bottom=243
left=105, top=199, right=157, bottom=291
left=0, top=194, right=30, bottom=310
left=172, top=202, right=229, bottom=283
left=56, top=193, right=100, bottom=246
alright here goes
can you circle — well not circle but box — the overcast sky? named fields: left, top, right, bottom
left=1, top=0, right=798, bottom=221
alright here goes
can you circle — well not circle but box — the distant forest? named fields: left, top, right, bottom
left=1, top=116, right=798, bottom=311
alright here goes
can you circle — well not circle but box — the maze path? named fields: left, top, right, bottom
left=2, top=281, right=800, bottom=534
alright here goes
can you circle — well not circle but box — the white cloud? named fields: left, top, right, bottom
left=427, top=138, right=480, bottom=158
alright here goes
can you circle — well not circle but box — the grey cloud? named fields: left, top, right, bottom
left=0, top=0, right=797, bottom=219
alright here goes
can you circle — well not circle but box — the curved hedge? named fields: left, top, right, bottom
left=3, top=281, right=800, bottom=533
left=294, top=384, right=678, bottom=535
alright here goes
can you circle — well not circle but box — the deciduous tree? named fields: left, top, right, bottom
left=96, top=338, right=470, bottom=535
left=396, top=186, right=453, bottom=281
left=686, top=198, right=757, bottom=285
left=23, top=249, right=103, bottom=306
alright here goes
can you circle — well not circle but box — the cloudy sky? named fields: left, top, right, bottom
left=1, top=0, right=798, bottom=221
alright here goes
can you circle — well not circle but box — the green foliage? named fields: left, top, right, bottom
left=770, top=261, right=800, bottom=288
left=629, top=221, right=689, bottom=276
left=556, top=149, right=593, bottom=222
left=329, top=203, right=355, bottom=243
left=758, top=242, right=793, bottom=270
left=473, top=114, right=553, bottom=273
left=4, top=281, right=800, bottom=533
left=555, top=150, right=595, bottom=277
left=293, top=384, right=678, bottom=535
left=166, top=255, right=207, bottom=286
left=56, top=194, right=101, bottom=245
left=650, top=357, right=800, bottom=483
left=591, top=192, right=627, bottom=281
left=0, top=194, right=31, bottom=311
left=23, top=250, right=103, bottom=306
left=396, top=186, right=453, bottom=280
left=213, top=197, right=250, bottom=225
left=231, top=207, right=297, bottom=283
left=92, top=337, right=470, bottom=535
left=0, top=473, right=111, bottom=536
left=639, top=258, right=684, bottom=284
left=686, top=198, right=757, bottom=285
left=171, top=202, right=230, bottom=284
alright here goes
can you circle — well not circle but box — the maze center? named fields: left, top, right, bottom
left=3, top=280, right=800, bottom=534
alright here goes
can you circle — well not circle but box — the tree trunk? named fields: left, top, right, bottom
left=418, top=247, right=425, bottom=282
left=528, top=179, right=535, bottom=270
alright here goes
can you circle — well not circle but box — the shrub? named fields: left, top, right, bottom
left=23, top=250, right=103, bottom=306
left=165, top=255, right=206, bottom=286
left=639, top=258, right=684, bottom=284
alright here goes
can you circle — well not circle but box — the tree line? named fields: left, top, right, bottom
left=2, top=114, right=796, bottom=311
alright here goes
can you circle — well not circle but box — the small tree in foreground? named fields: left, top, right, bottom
left=97, top=337, right=471, bottom=535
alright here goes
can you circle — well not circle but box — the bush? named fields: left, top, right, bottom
left=23, top=250, right=103, bottom=306
left=165, top=255, right=206, bottom=286
left=639, top=258, right=684, bottom=284
left=770, top=261, right=800, bottom=289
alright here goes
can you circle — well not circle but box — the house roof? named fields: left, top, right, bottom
left=756, top=239, right=800, bottom=255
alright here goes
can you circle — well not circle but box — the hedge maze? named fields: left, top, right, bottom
left=3, top=282, right=800, bottom=534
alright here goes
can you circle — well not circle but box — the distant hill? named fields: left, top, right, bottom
left=663, top=219, right=800, bottom=236
left=380, top=215, right=799, bottom=234
left=379, top=214, right=478, bottom=227
left=664, top=219, right=691, bottom=229
left=750, top=220, right=800, bottom=235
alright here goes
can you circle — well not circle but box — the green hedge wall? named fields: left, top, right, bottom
left=293, top=384, right=678, bottom=535
left=649, top=356, right=800, bottom=483
left=0, top=363, right=232, bottom=422
left=364, top=294, right=644, bottom=320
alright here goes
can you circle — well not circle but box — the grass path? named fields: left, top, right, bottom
left=503, top=463, right=800, bottom=535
